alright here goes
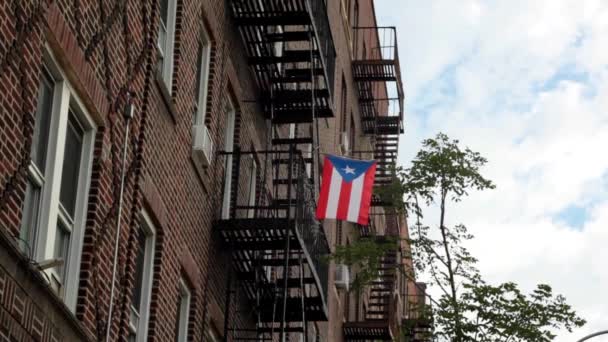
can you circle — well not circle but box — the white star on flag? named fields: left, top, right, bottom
left=343, top=165, right=355, bottom=174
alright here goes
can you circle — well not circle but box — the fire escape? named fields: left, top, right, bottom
left=352, top=26, right=403, bottom=188
left=215, top=1, right=335, bottom=341
left=403, top=283, right=434, bottom=341
left=344, top=25, right=434, bottom=341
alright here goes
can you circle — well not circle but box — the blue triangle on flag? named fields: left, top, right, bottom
left=327, top=155, right=375, bottom=183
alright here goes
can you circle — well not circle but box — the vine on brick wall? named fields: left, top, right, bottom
left=0, top=1, right=45, bottom=229
left=0, top=0, right=154, bottom=340
left=80, top=0, right=155, bottom=339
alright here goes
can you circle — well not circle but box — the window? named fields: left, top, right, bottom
left=352, top=0, right=359, bottom=55
left=157, top=0, right=177, bottom=86
left=246, top=157, right=257, bottom=218
left=340, top=76, right=348, bottom=131
left=193, top=26, right=211, bottom=125
left=20, top=69, right=53, bottom=257
left=221, top=97, right=236, bottom=219
left=175, top=278, right=192, bottom=342
left=128, top=210, right=156, bottom=342
left=349, top=113, right=356, bottom=152
left=19, top=49, right=96, bottom=311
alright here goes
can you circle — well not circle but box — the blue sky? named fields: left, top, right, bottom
left=375, top=1, right=608, bottom=340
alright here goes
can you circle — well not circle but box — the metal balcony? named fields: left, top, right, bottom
left=230, top=0, right=336, bottom=123
left=351, top=27, right=404, bottom=193
left=343, top=247, right=399, bottom=341
left=403, top=284, right=434, bottom=341
left=352, top=27, right=403, bottom=89
left=215, top=149, right=330, bottom=340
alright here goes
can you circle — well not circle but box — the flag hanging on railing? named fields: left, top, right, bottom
left=316, top=155, right=376, bottom=225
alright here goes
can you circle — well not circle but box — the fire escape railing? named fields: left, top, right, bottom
left=307, top=0, right=336, bottom=100
left=403, top=292, right=434, bottom=341
left=351, top=26, right=404, bottom=200
left=216, top=148, right=331, bottom=340
left=226, top=1, right=336, bottom=340
left=294, top=160, right=330, bottom=299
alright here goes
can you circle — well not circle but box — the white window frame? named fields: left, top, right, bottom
left=129, top=210, right=157, bottom=342
left=221, top=97, right=236, bottom=219
left=157, top=0, right=178, bottom=87
left=194, top=26, right=211, bottom=125
left=26, top=47, right=96, bottom=311
left=176, top=278, right=192, bottom=342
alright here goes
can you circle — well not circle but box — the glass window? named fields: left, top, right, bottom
left=194, top=30, right=211, bottom=125
left=132, top=231, right=147, bottom=311
left=20, top=182, right=41, bottom=256
left=59, top=112, right=84, bottom=217
left=20, top=72, right=54, bottom=255
left=129, top=211, right=156, bottom=342
left=247, top=158, right=257, bottom=218
left=157, top=0, right=177, bottom=85
left=31, top=71, right=54, bottom=172
left=21, top=49, right=97, bottom=312
left=175, top=279, right=191, bottom=342
left=53, top=219, right=71, bottom=283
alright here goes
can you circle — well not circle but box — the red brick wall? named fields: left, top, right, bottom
left=0, top=0, right=392, bottom=341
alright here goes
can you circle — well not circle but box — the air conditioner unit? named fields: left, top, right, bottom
left=339, top=132, right=349, bottom=155
left=335, top=264, right=350, bottom=291
left=192, top=124, right=214, bottom=167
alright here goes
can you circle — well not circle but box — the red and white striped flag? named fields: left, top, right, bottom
left=316, top=155, right=376, bottom=225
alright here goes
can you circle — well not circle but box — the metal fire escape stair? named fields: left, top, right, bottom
left=343, top=249, right=398, bottom=341
left=223, top=1, right=336, bottom=341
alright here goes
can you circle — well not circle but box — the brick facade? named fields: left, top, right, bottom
left=0, top=0, right=409, bottom=341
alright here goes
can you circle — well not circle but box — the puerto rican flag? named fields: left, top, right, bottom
left=316, top=155, right=376, bottom=225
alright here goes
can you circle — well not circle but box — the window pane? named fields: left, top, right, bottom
left=160, top=0, right=169, bottom=26
left=194, top=43, right=203, bottom=101
left=132, top=230, right=147, bottom=311
left=20, top=181, right=41, bottom=257
left=157, top=0, right=168, bottom=60
left=59, top=112, right=84, bottom=217
left=31, top=72, right=54, bottom=172
left=54, top=219, right=71, bottom=282
left=175, top=284, right=191, bottom=342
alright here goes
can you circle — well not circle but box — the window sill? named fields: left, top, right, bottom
left=155, top=69, right=178, bottom=123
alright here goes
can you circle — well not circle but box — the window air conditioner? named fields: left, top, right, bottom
left=339, top=132, right=349, bottom=155
left=192, top=124, right=214, bottom=167
left=335, top=264, right=350, bottom=291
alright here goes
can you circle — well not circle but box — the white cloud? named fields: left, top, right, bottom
left=376, top=1, right=608, bottom=340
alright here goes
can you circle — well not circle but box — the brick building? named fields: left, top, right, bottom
left=0, top=0, right=430, bottom=341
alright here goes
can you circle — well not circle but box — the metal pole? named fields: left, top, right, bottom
left=576, top=330, right=608, bottom=342
left=279, top=145, right=295, bottom=342
left=105, top=102, right=133, bottom=342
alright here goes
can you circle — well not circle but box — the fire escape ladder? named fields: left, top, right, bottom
left=351, top=26, right=404, bottom=201
left=221, top=1, right=336, bottom=341
left=402, top=282, right=434, bottom=342
left=343, top=245, right=399, bottom=341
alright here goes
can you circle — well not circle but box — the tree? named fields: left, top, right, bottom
left=329, top=133, right=585, bottom=341
left=397, top=133, right=585, bottom=342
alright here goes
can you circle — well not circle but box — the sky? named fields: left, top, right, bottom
left=375, top=1, right=608, bottom=340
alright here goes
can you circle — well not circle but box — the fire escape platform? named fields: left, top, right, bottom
left=258, top=296, right=327, bottom=322
left=352, top=60, right=401, bottom=83
left=215, top=217, right=329, bottom=321
left=231, top=0, right=310, bottom=26
left=343, top=321, right=393, bottom=341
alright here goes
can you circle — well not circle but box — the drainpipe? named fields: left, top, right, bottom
left=576, top=330, right=608, bottom=342
left=105, top=99, right=135, bottom=342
